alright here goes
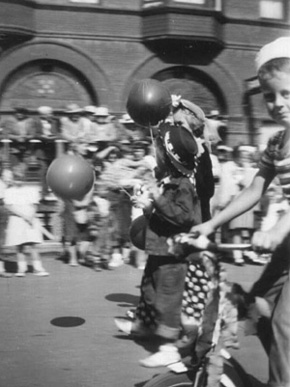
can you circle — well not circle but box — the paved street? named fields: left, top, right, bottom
left=0, top=248, right=268, bottom=387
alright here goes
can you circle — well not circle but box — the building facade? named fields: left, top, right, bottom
left=0, top=0, right=289, bottom=145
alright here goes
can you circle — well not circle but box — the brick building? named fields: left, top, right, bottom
left=0, top=0, right=289, bottom=146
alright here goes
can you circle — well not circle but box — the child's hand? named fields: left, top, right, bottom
left=190, top=221, right=215, bottom=237
left=131, top=193, right=152, bottom=210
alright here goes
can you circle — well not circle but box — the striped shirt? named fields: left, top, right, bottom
left=259, top=130, right=290, bottom=202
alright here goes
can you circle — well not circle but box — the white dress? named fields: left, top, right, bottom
left=4, top=186, right=43, bottom=246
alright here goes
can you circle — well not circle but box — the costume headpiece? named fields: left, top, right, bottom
left=172, top=96, right=206, bottom=125
left=159, top=122, right=198, bottom=176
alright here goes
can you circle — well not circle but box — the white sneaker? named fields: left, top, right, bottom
left=114, top=318, right=134, bottom=335
left=108, top=253, right=123, bottom=269
left=139, top=344, right=181, bottom=368
left=34, top=271, right=50, bottom=277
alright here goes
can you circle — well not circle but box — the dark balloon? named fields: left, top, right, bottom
left=46, top=155, right=95, bottom=200
left=129, top=215, right=147, bottom=251
left=126, top=79, right=172, bottom=127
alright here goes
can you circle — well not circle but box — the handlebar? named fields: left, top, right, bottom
left=209, top=242, right=252, bottom=252
left=169, top=233, right=252, bottom=255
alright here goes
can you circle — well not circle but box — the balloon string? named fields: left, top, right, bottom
left=149, top=125, right=157, bottom=160
left=118, top=186, right=132, bottom=198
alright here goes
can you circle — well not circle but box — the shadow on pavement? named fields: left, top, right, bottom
left=50, top=316, right=86, bottom=327
left=106, top=292, right=139, bottom=307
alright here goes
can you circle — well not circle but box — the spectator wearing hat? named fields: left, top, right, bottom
left=4, top=106, right=35, bottom=142
left=118, top=113, right=145, bottom=142
left=92, top=107, right=113, bottom=141
left=0, top=106, right=37, bottom=166
left=35, top=106, right=60, bottom=141
left=95, top=141, right=153, bottom=269
left=82, top=105, right=99, bottom=143
left=92, top=106, right=126, bottom=142
left=93, top=144, right=126, bottom=268
left=32, top=106, right=61, bottom=200
left=115, top=122, right=203, bottom=368
left=123, top=139, right=156, bottom=269
left=60, top=104, right=90, bottom=155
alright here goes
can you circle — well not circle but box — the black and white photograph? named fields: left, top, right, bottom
left=0, top=1, right=289, bottom=386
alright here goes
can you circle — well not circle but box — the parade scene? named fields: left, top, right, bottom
left=0, top=1, right=289, bottom=387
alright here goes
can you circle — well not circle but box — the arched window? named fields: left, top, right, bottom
left=0, top=60, right=96, bottom=111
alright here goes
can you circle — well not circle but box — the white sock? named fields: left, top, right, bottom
left=33, top=260, right=46, bottom=272
left=0, top=261, right=6, bottom=273
left=17, top=260, right=28, bottom=274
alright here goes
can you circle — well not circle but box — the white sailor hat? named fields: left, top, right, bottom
left=255, top=37, right=290, bottom=71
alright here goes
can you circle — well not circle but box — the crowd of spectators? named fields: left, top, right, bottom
left=0, top=104, right=149, bottom=195
left=0, top=103, right=156, bottom=272
left=0, top=104, right=286, bottom=271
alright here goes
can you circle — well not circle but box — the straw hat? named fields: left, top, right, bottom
left=94, top=107, right=110, bottom=117
left=38, top=106, right=53, bottom=116
left=65, top=103, right=83, bottom=114
left=84, top=105, right=98, bottom=114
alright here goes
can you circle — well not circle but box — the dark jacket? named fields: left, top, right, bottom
left=145, top=176, right=201, bottom=255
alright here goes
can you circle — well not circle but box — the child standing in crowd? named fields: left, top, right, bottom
left=191, top=37, right=290, bottom=387
left=84, top=194, right=111, bottom=270
left=4, top=167, right=49, bottom=277
left=61, top=186, right=94, bottom=267
left=115, top=122, right=202, bottom=367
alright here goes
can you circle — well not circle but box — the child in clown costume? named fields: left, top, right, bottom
left=115, top=119, right=215, bottom=367
left=171, top=97, right=216, bottom=350
left=171, top=96, right=215, bottom=223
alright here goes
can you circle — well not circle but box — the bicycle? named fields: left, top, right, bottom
left=143, top=233, right=262, bottom=387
